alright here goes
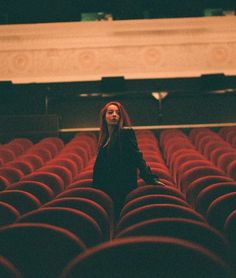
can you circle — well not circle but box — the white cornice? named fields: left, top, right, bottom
left=0, top=16, right=235, bottom=83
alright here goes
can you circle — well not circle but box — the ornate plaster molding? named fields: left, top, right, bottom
left=0, top=16, right=235, bottom=83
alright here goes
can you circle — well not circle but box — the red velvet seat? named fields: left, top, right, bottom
left=168, top=149, right=202, bottom=169
left=120, top=194, right=190, bottom=218
left=0, top=201, right=20, bottom=227
left=163, top=136, right=191, bottom=151
left=47, top=158, right=78, bottom=178
left=4, top=143, right=24, bottom=157
left=73, top=133, right=97, bottom=152
left=217, top=152, right=236, bottom=173
left=61, top=145, right=89, bottom=166
left=160, top=128, right=182, bottom=140
left=57, top=187, right=114, bottom=222
left=143, top=154, right=164, bottom=164
left=197, top=136, right=223, bottom=154
left=39, top=137, right=64, bottom=152
left=179, top=166, right=226, bottom=193
left=59, top=153, right=84, bottom=172
left=0, top=255, right=23, bottom=278
left=170, top=152, right=204, bottom=178
left=219, top=126, right=236, bottom=139
left=138, top=143, right=157, bottom=152
left=227, top=160, right=236, bottom=180
left=137, top=130, right=157, bottom=139
left=38, top=165, right=73, bottom=187
left=224, top=210, right=236, bottom=270
left=7, top=180, right=54, bottom=204
left=67, top=140, right=93, bottom=160
left=74, top=131, right=97, bottom=140
left=0, top=176, right=10, bottom=191
left=82, top=164, right=94, bottom=173
left=43, top=197, right=111, bottom=240
left=22, top=172, right=64, bottom=195
left=61, top=236, right=233, bottom=278
left=125, top=185, right=185, bottom=204
left=116, top=217, right=230, bottom=262
left=74, top=170, right=93, bottom=180
left=0, top=223, right=85, bottom=278
left=9, top=138, right=33, bottom=151
left=188, top=127, right=212, bottom=144
left=18, top=207, right=103, bottom=247
left=68, top=178, right=93, bottom=188
left=207, top=192, right=236, bottom=231
left=36, top=142, right=59, bottom=158
left=191, top=129, right=215, bottom=146
left=231, top=136, right=236, bottom=148
left=116, top=203, right=206, bottom=234
left=195, top=182, right=236, bottom=216
left=138, top=138, right=158, bottom=148
left=203, top=141, right=231, bottom=159
left=176, top=160, right=213, bottom=186
left=225, top=130, right=236, bottom=144
left=6, top=161, right=33, bottom=175
left=146, top=161, right=168, bottom=171
left=149, top=168, right=174, bottom=183
left=186, top=175, right=234, bottom=206
left=0, top=149, right=16, bottom=163
left=165, top=142, right=195, bottom=163
left=165, top=145, right=196, bottom=165
left=86, top=157, right=95, bottom=168
left=160, top=129, right=187, bottom=148
left=0, top=190, right=41, bottom=215
left=210, top=147, right=233, bottom=166
left=19, top=154, right=44, bottom=170
left=27, top=147, right=52, bottom=163
left=0, top=167, right=24, bottom=184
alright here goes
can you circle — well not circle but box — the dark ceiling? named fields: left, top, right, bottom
left=0, top=0, right=235, bottom=24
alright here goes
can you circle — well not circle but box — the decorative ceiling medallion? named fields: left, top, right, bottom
left=208, top=46, right=229, bottom=65
left=77, top=50, right=97, bottom=68
left=9, top=53, right=32, bottom=73
left=142, top=47, right=163, bottom=66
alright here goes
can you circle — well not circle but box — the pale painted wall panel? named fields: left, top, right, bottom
left=0, top=16, right=235, bottom=83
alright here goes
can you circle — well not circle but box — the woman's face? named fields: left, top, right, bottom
left=105, top=104, right=120, bottom=126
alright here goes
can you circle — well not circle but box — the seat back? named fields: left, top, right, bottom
left=61, top=236, right=233, bottom=278
left=0, top=223, right=85, bottom=278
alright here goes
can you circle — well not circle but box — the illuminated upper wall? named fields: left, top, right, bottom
left=0, top=16, right=235, bottom=84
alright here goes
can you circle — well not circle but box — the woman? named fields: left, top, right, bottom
left=93, top=101, right=165, bottom=219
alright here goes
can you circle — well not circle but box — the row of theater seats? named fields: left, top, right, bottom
left=136, top=130, right=176, bottom=187
left=0, top=128, right=236, bottom=277
left=59, top=127, right=235, bottom=277
left=0, top=133, right=116, bottom=277
left=220, top=126, right=236, bottom=148
left=161, top=128, right=236, bottom=223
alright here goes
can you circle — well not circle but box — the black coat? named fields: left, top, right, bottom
left=93, top=128, right=157, bottom=202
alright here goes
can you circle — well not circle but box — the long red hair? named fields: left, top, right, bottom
left=97, top=101, right=131, bottom=150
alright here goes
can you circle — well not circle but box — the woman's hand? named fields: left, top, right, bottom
left=153, top=178, right=166, bottom=186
